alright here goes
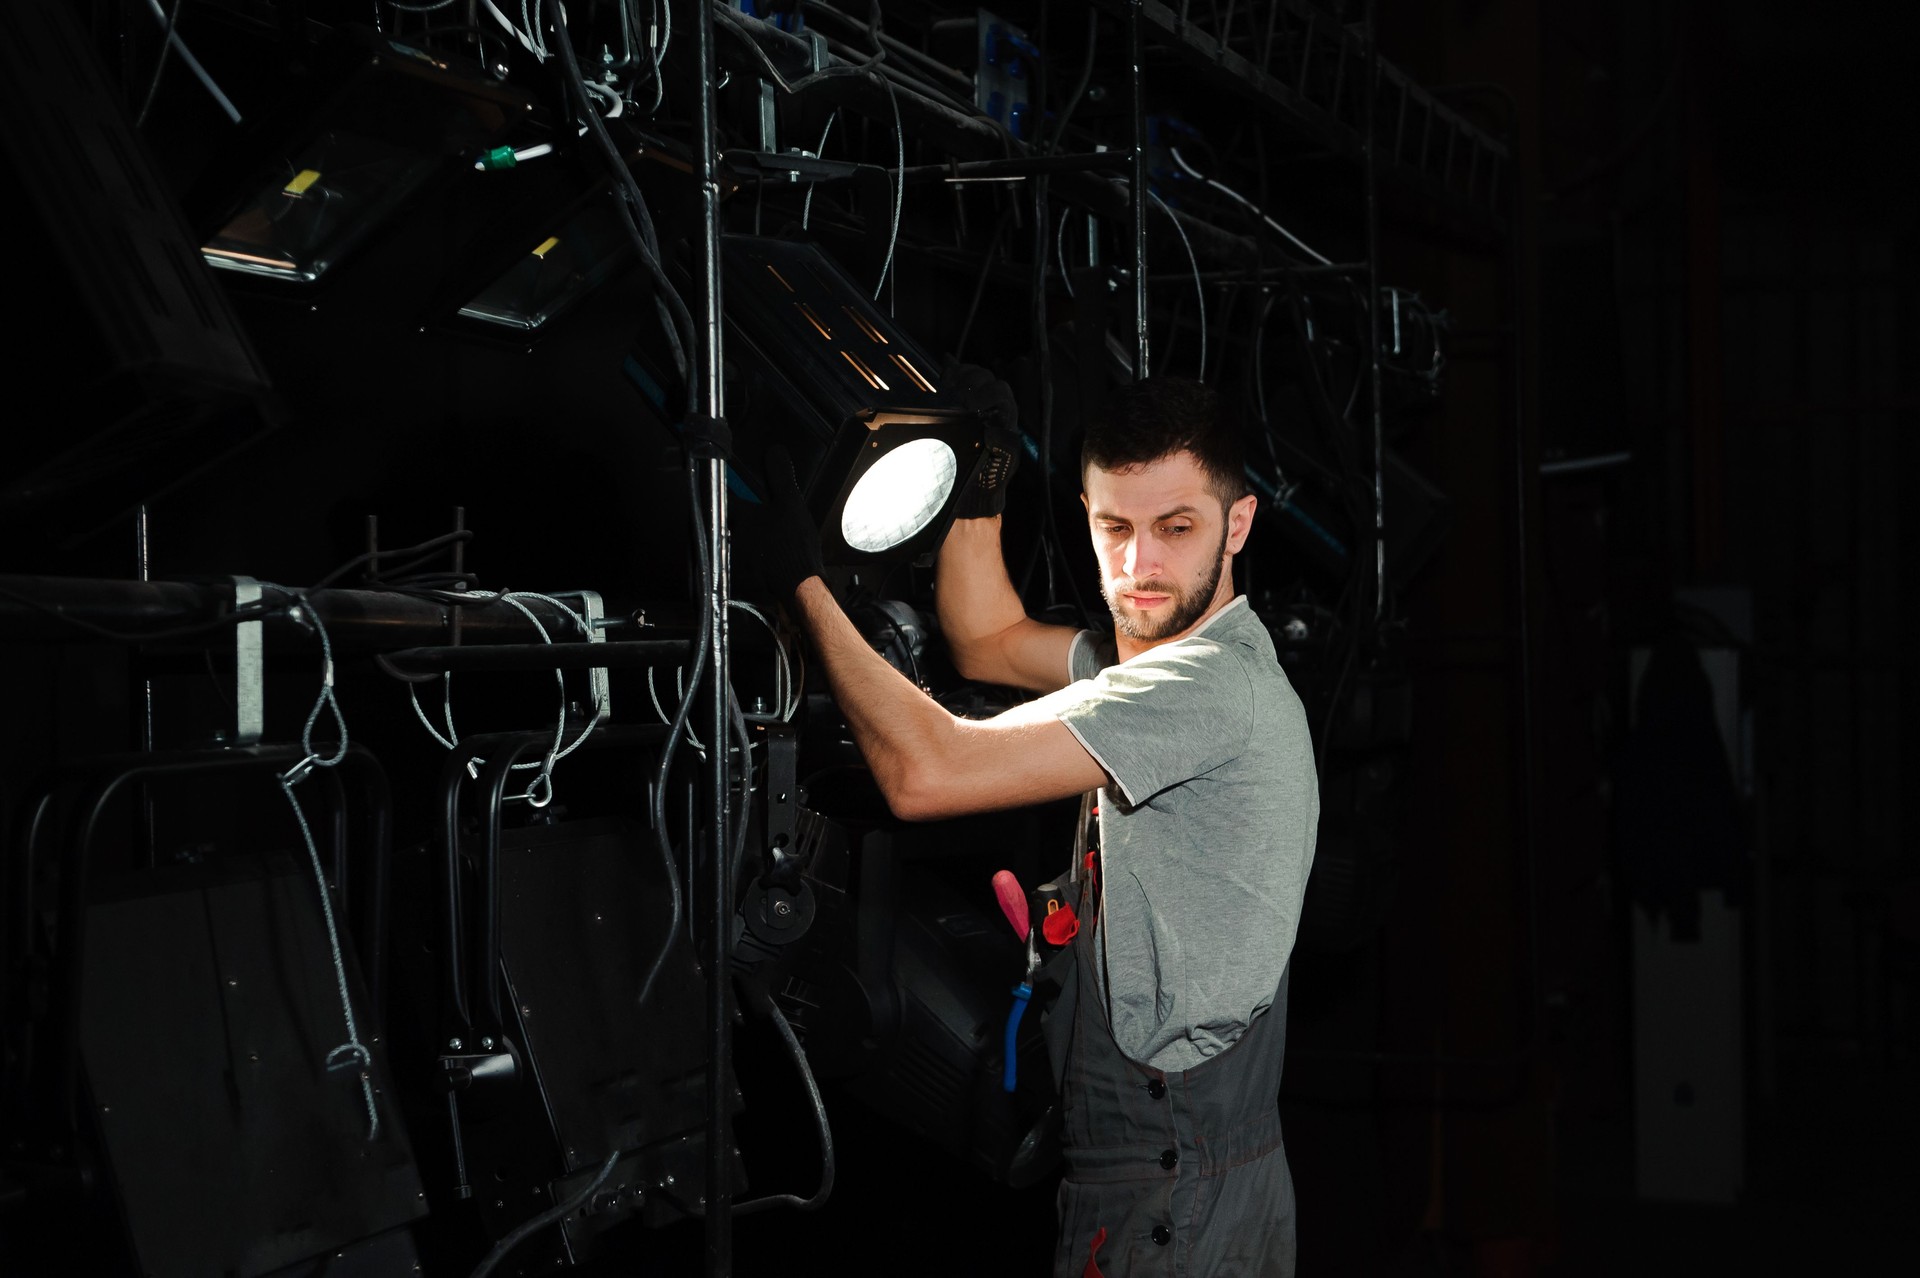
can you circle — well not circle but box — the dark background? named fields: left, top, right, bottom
left=2, top=1, right=1917, bottom=1274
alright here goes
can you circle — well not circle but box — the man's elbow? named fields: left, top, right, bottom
left=947, top=640, right=992, bottom=685
left=879, top=759, right=959, bottom=822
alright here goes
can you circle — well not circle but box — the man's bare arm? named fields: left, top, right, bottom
left=794, top=577, right=1106, bottom=820
left=934, top=516, right=1080, bottom=693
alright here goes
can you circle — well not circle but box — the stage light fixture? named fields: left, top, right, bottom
left=717, top=236, right=986, bottom=567
left=202, top=131, right=438, bottom=283
left=193, top=28, right=532, bottom=286
left=455, top=192, right=631, bottom=331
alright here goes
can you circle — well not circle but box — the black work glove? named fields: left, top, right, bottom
left=753, top=446, right=825, bottom=602
left=944, top=361, right=1023, bottom=520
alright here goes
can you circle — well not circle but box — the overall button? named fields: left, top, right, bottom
left=1151, top=1225, right=1172, bottom=1246
left=1146, top=1078, right=1167, bottom=1099
left=1158, top=1148, right=1178, bottom=1170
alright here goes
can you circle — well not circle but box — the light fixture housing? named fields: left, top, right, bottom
left=454, top=189, right=633, bottom=332
left=718, top=236, right=985, bottom=566
left=194, top=28, right=531, bottom=286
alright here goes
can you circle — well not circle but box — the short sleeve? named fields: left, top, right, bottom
left=1032, top=639, right=1256, bottom=808
left=1067, top=629, right=1113, bottom=682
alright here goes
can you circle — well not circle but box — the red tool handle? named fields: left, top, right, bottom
left=992, top=869, right=1029, bottom=941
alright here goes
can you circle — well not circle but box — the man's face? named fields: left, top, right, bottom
left=1082, top=451, right=1256, bottom=645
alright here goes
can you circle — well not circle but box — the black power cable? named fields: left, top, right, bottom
left=640, top=465, right=710, bottom=1009
left=465, top=1150, right=620, bottom=1278
left=310, top=529, right=477, bottom=592
left=546, top=0, right=696, bottom=402
left=1042, top=8, right=1099, bottom=155
left=133, top=0, right=181, bottom=128
left=729, top=982, right=835, bottom=1215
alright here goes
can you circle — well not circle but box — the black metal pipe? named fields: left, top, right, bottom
left=438, top=745, right=473, bottom=1036
left=1364, top=0, right=1386, bottom=623
left=898, top=151, right=1132, bottom=184
left=0, top=575, right=592, bottom=650
left=687, top=0, right=734, bottom=1269
left=382, top=639, right=693, bottom=674
left=1128, top=0, right=1150, bottom=377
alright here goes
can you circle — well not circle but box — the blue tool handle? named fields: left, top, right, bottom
left=1003, top=982, right=1033, bottom=1092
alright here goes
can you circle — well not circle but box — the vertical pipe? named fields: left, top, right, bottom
left=1128, top=0, right=1150, bottom=379
left=687, top=0, right=733, bottom=1272
left=1499, top=100, right=1543, bottom=1067
left=136, top=503, right=156, bottom=867
left=1362, top=1, right=1385, bottom=621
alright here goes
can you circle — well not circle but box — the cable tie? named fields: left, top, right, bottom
left=680, top=413, right=733, bottom=461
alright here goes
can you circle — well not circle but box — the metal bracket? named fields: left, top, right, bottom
left=549, top=590, right=612, bottom=722
left=756, top=79, right=777, bottom=153
left=760, top=722, right=797, bottom=877
left=232, top=575, right=263, bottom=746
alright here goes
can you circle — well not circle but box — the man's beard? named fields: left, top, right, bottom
left=1102, top=530, right=1228, bottom=641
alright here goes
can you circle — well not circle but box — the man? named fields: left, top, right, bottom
left=760, top=376, right=1318, bottom=1276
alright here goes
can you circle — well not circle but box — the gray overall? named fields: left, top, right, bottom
left=1045, top=863, right=1297, bottom=1277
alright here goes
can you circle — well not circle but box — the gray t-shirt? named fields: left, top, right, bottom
left=1030, top=596, right=1319, bottom=1072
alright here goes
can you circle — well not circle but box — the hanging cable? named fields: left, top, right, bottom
left=731, top=600, right=795, bottom=722
left=1169, top=146, right=1332, bottom=266
left=1055, top=207, right=1077, bottom=299
left=1042, top=7, right=1099, bottom=154
left=1148, top=191, right=1207, bottom=381
left=800, top=112, right=837, bottom=230
left=642, top=0, right=672, bottom=113
left=134, top=0, right=182, bottom=128
left=267, top=586, right=379, bottom=1141
left=139, top=0, right=240, bottom=123
left=639, top=465, right=713, bottom=1009
left=1031, top=175, right=1092, bottom=624
left=842, top=3, right=905, bottom=302
left=479, top=0, right=542, bottom=57
left=548, top=0, right=696, bottom=403
left=519, top=0, right=551, bottom=60
left=312, top=529, right=476, bottom=592
left=396, top=590, right=606, bottom=806
left=873, top=71, right=904, bottom=303
left=723, top=983, right=835, bottom=1215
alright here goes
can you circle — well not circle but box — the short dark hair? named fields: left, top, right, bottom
left=1080, top=377, right=1248, bottom=508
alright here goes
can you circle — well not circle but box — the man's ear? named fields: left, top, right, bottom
left=1225, top=493, right=1257, bottom=554
left=1079, top=492, right=1089, bottom=513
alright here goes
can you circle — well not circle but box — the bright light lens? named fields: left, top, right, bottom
left=840, top=438, right=959, bottom=553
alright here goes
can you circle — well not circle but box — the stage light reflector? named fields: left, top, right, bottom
left=840, top=438, right=959, bottom=552
left=712, top=236, right=989, bottom=567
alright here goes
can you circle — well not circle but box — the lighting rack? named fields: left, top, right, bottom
left=1099, top=0, right=1511, bottom=238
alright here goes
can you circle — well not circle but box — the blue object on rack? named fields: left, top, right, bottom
left=1002, top=981, right=1033, bottom=1092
